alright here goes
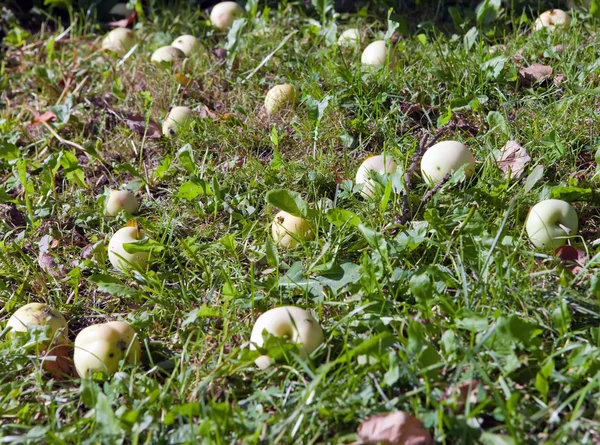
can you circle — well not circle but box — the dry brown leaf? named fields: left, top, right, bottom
left=30, top=110, right=57, bottom=126
left=441, top=379, right=482, bottom=412
left=125, top=113, right=162, bottom=139
left=199, top=105, right=218, bottom=120
left=108, top=10, right=137, bottom=28
left=555, top=246, right=586, bottom=274
left=38, top=252, right=63, bottom=277
left=497, top=140, right=530, bottom=179
left=42, top=343, right=75, bottom=378
left=519, top=64, right=553, bottom=87
left=357, top=411, right=432, bottom=445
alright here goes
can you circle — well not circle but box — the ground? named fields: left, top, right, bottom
left=1, top=0, right=600, bottom=443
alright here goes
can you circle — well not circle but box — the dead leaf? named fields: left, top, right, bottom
left=30, top=110, right=57, bottom=126
left=357, top=411, right=433, bottom=445
left=441, top=380, right=482, bottom=412
left=175, top=73, right=192, bottom=87
left=125, top=113, right=162, bottom=139
left=38, top=252, right=63, bottom=277
left=519, top=64, right=553, bottom=87
left=108, top=10, right=137, bottom=28
left=554, top=44, right=564, bottom=54
left=199, top=105, right=218, bottom=120
left=497, top=140, right=530, bottom=178
left=555, top=246, right=586, bottom=274
left=42, top=343, right=75, bottom=378
left=554, top=73, right=566, bottom=86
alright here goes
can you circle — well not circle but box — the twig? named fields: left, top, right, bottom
left=422, top=173, right=451, bottom=206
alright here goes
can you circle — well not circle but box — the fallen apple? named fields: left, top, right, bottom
left=101, top=27, right=136, bottom=55
left=151, top=46, right=185, bottom=65
left=250, top=306, right=324, bottom=369
left=525, top=199, right=578, bottom=250
left=534, top=9, right=571, bottom=31
left=264, top=84, right=296, bottom=116
left=108, top=225, right=151, bottom=272
left=162, top=106, right=193, bottom=136
left=6, top=303, right=68, bottom=344
left=338, top=28, right=361, bottom=47
left=73, top=320, right=141, bottom=378
left=355, top=154, right=398, bottom=199
left=105, top=190, right=138, bottom=216
left=420, top=140, right=476, bottom=185
left=361, top=40, right=393, bottom=68
left=271, top=210, right=314, bottom=248
left=210, top=1, right=245, bottom=31
left=171, top=35, right=199, bottom=56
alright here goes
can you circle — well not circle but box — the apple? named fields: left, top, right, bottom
left=105, top=190, right=138, bottom=216
left=264, top=84, right=296, bottom=116
left=361, top=40, right=393, bottom=68
left=210, top=1, right=245, bottom=31
left=6, top=303, right=68, bottom=344
left=534, top=9, right=571, bottom=31
left=338, top=28, right=361, bottom=47
left=101, top=27, right=135, bottom=55
left=108, top=225, right=151, bottom=272
left=109, top=3, right=134, bottom=17
left=162, top=106, right=193, bottom=136
left=151, top=46, right=186, bottom=65
left=171, top=35, right=199, bottom=57
left=525, top=199, right=578, bottom=250
left=250, top=306, right=324, bottom=369
left=355, top=154, right=398, bottom=199
left=73, top=321, right=141, bottom=378
left=271, top=210, right=314, bottom=248
left=420, top=140, right=476, bottom=186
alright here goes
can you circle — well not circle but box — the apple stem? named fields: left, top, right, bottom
left=558, top=223, right=571, bottom=235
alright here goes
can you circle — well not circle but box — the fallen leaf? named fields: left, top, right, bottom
left=554, top=44, right=564, bottom=54
left=175, top=73, right=192, bottom=87
left=108, top=10, right=137, bottom=28
left=519, top=64, right=553, bottom=87
left=30, top=110, right=57, bottom=126
left=554, top=73, right=566, bottom=86
left=38, top=252, right=63, bottom=277
left=357, top=411, right=433, bottom=445
left=555, top=246, right=586, bottom=274
left=497, top=140, right=530, bottom=178
left=441, top=380, right=482, bottom=412
left=125, top=113, right=162, bottom=139
left=42, top=343, right=75, bottom=378
left=199, top=105, right=218, bottom=120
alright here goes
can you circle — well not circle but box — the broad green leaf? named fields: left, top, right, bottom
left=265, top=189, right=310, bottom=218
left=177, top=179, right=213, bottom=201
left=326, top=208, right=361, bottom=227
left=88, top=274, right=138, bottom=297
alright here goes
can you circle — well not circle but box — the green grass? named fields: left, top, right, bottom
left=2, top=0, right=600, bottom=443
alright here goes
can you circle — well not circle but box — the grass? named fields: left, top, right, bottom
left=2, top=0, right=600, bottom=443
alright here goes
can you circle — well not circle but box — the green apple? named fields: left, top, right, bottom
left=534, top=9, right=571, bottom=31
left=525, top=199, right=578, bottom=250
left=6, top=303, right=68, bottom=344
left=73, top=321, right=141, bottom=378
left=171, top=35, right=199, bottom=57
left=162, top=106, right=193, bottom=136
left=355, top=154, right=397, bottom=199
left=271, top=210, right=314, bottom=248
left=101, top=27, right=135, bottom=55
left=361, top=40, right=393, bottom=68
left=105, top=190, right=138, bottom=216
left=151, top=46, right=185, bottom=65
left=420, top=140, right=475, bottom=186
left=264, top=84, right=296, bottom=116
left=250, top=306, right=324, bottom=369
left=338, top=28, right=360, bottom=47
left=108, top=225, right=151, bottom=272
left=210, top=1, right=245, bottom=31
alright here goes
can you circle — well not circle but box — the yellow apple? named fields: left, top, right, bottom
left=361, top=40, right=393, bottom=68
left=250, top=306, right=324, bottom=369
left=210, top=1, right=245, bottom=31
left=101, top=27, right=135, bottom=55
left=107, top=225, right=151, bottom=272
left=525, top=199, right=578, bottom=250
left=6, top=303, right=68, bottom=344
left=171, top=35, right=199, bottom=56
left=264, top=84, right=296, bottom=116
left=355, top=154, right=398, bottom=199
left=151, top=46, right=185, bottom=65
left=73, top=321, right=141, bottom=378
left=534, top=9, right=571, bottom=31
left=162, top=106, right=193, bottom=137
left=420, top=140, right=475, bottom=185
left=338, top=28, right=361, bottom=47
left=105, top=190, right=138, bottom=216
left=271, top=210, right=314, bottom=248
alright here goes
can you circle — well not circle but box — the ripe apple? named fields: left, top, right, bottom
left=151, top=46, right=185, bottom=65
left=534, top=9, right=571, bottom=31
left=355, top=154, right=398, bottom=199
left=73, top=321, right=141, bottom=378
left=271, top=210, right=314, bottom=248
left=264, top=84, right=296, bottom=116
left=7, top=303, right=68, bottom=344
left=420, top=140, right=476, bottom=186
left=101, top=27, right=135, bottom=55
left=210, top=1, right=245, bottom=31
left=338, top=28, right=361, bottom=47
left=162, top=106, right=193, bottom=136
left=105, top=190, right=138, bottom=216
left=171, top=35, right=199, bottom=56
left=525, top=199, right=578, bottom=250
left=108, top=225, right=151, bottom=272
left=361, top=40, right=393, bottom=68
left=250, top=306, right=324, bottom=369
